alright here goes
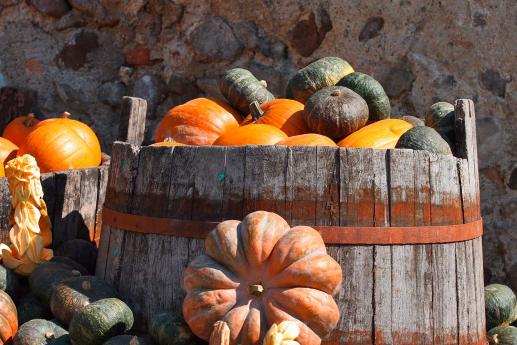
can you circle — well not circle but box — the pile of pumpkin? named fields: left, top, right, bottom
left=153, top=56, right=455, bottom=156
left=485, top=283, right=517, bottom=345
left=0, top=112, right=103, bottom=176
left=0, top=238, right=201, bottom=345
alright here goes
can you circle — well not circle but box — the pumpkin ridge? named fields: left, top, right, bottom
left=63, top=121, right=99, bottom=154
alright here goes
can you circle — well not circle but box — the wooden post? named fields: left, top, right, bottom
left=117, top=96, right=147, bottom=145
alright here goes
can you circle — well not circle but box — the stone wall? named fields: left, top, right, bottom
left=0, top=1, right=515, bottom=288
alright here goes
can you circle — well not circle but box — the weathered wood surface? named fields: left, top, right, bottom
left=117, top=96, right=147, bottom=146
left=97, top=99, right=485, bottom=344
left=0, top=165, right=109, bottom=249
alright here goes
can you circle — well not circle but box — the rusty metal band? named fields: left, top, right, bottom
left=102, top=207, right=483, bottom=245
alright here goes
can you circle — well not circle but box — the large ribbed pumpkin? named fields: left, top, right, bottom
left=276, top=134, right=336, bottom=147
left=2, top=115, right=40, bottom=148
left=241, top=99, right=309, bottom=136
left=213, top=124, right=287, bottom=146
left=0, top=289, right=18, bottom=345
left=17, top=112, right=101, bottom=173
left=155, top=98, right=241, bottom=146
left=485, top=284, right=517, bottom=330
left=0, top=138, right=18, bottom=177
left=13, top=319, right=68, bottom=345
left=183, top=211, right=342, bottom=345
left=337, top=119, right=413, bottom=149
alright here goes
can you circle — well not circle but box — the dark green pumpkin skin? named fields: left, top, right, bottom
left=487, top=326, right=517, bottom=345
left=56, top=239, right=98, bottom=274
left=13, top=319, right=70, bottom=345
left=50, top=276, right=118, bottom=326
left=425, top=102, right=455, bottom=144
left=337, top=72, right=391, bottom=122
left=485, top=284, right=517, bottom=330
left=395, top=126, right=452, bottom=155
left=148, top=312, right=203, bottom=345
left=69, top=298, right=134, bottom=345
left=102, top=335, right=155, bottom=345
left=16, top=294, right=52, bottom=326
left=219, top=68, right=275, bottom=115
left=286, top=57, right=354, bottom=103
left=303, top=86, right=368, bottom=140
left=50, top=257, right=89, bottom=276
left=0, top=263, right=22, bottom=300
left=402, top=116, right=425, bottom=127
left=29, top=262, right=81, bottom=306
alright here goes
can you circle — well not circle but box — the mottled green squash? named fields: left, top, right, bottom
left=29, top=262, right=81, bottom=306
left=486, top=284, right=517, bottom=330
left=303, top=86, right=368, bottom=140
left=16, top=294, right=52, bottom=326
left=50, top=256, right=88, bottom=276
left=148, top=312, right=203, bottom=345
left=50, top=276, right=118, bottom=326
left=425, top=102, right=455, bottom=144
left=13, top=319, right=70, bottom=345
left=337, top=72, right=391, bottom=122
left=0, top=263, right=22, bottom=300
left=488, top=326, right=517, bottom=345
left=102, top=335, right=154, bottom=345
left=402, top=116, right=425, bottom=127
left=219, top=68, right=275, bottom=115
left=286, top=57, right=354, bottom=103
left=395, top=126, right=452, bottom=155
left=56, top=239, right=98, bottom=274
left=69, top=298, right=134, bottom=345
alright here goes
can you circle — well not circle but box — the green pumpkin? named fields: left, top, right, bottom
left=29, top=262, right=82, bottom=306
left=102, top=335, right=154, bottom=345
left=69, top=298, right=134, bottom=345
left=337, top=72, right=391, bottom=122
left=286, top=57, right=354, bottom=103
left=425, top=102, right=455, bottom=144
left=486, top=284, right=517, bottom=330
left=56, top=239, right=98, bottom=274
left=50, top=256, right=89, bottom=276
left=0, top=263, right=22, bottom=300
left=13, top=319, right=70, bottom=345
left=303, top=86, right=368, bottom=140
left=50, top=276, right=118, bottom=326
left=395, top=126, right=452, bottom=155
left=148, top=312, right=203, bottom=345
left=16, top=294, right=52, bottom=326
left=219, top=68, right=275, bottom=115
left=402, top=116, right=425, bottom=127
left=487, top=326, right=517, bottom=345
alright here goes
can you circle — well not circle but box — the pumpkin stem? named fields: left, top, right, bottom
left=163, top=137, right=176, bottom=143
left=62, top=111, right=71, bottom=119
left=249, top=283, right=264, bottom=296
left=330, top=90, right=340, bottom=97
left=249, top=101, right=264, bottom=121
left=45, top=332, right=55, bottom=339
left=23, top=113, right=36, bottom=127
left=488, top=334, right=499, bottom=344
left=259, top=80, right=268, bottom=88
left=71, top=269, right=81, bottom=277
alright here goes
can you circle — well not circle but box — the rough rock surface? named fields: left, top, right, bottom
left=0, top=0, right=515, bottom=287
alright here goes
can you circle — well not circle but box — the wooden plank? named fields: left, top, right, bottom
left=315, top=147, right=339, bottom=228
left=429, top=153, right=462, bottom=345
left=118, top=96, right=147, bottom=145
left=93, top=165, right=109, bottom=247
left=243, top=145, right=289, bottom=219
left=221, top=146, right=246, bottom=220
left=78, top=168, right=100, bottom=243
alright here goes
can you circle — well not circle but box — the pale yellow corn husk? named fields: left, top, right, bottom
left=263, top=321, right=300, bottom=345
left=0, top=154, right=53, bottom=275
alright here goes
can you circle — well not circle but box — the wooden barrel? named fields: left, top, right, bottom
left=96, top=98, right=485, bottom=345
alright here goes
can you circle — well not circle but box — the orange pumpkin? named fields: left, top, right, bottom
left=276, top=134, right=337, bottom=147
left=17, top=112, right=101, bottom=173
left=241, top=99, right=309, bottom=136
left=155, top=98, right=241, bottom=146
left=183, top=211, right=342, bottom=345
left=337, top=119, right=413, bottom=149
left=2, top=114, right=40, bottom=147
left=150, top=138, right=187, bottom=147
left=213, top=124, right=287, bottom=146
left=0, top=290, right=18, bottom=344
left=0, top=138, right=18, bottom=177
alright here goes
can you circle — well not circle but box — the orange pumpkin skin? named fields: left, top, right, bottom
left=213, top=124, right=288, bottom=146
left=150, top=138, right=187, bottom=147
left=0, top=289, right=18, bottom=344
left=155, top=98, right=241, bottom=146
left=17, top=113, right=101, bottom=173
left=276, top=134, right=337, bottom=147
left=242, top=99, right=309, bottom=136
left=183, top=211, right=342, bottom=345
left=0, top=138, right=18, bottom=177
left=337, top=119, right=413, bottom=149
left=2, top=114, right=40, bottom=148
